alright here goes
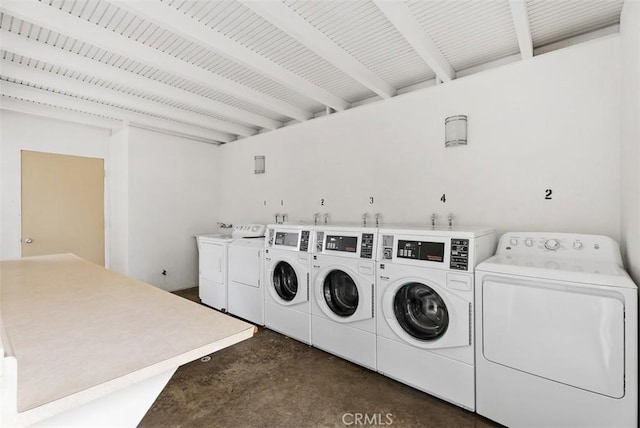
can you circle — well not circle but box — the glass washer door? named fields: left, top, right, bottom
left=323, top=269, right=359, bottom=317
left=273, top=260, right=298, bottom=301
left=393, top=282, right=449, bottom=340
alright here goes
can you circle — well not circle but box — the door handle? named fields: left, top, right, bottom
left=24, top=238, right=33, bottom=244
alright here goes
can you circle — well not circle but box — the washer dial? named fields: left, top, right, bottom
left=545, top=239, right=560, bottom=251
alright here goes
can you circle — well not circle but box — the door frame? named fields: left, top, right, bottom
left=0, top=111, right=112, bottom=265
left=3, top=148, right=110, bottom=266
left=20, top=150, right=108, bottom=265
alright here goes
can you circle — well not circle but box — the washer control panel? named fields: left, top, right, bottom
left=266, top=226, right=313, bottom=253
left=300, top=230, right=310, bottom=252
left=315, top=229, right=378, bottom=259
left=498, top=232, right=622, bottom=264
left=450, top=239, right=469, bottom=271
left=361, top=233, right=374, bottom=259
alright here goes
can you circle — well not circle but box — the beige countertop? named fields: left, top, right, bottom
left=0, top=254, right=254, bottom=418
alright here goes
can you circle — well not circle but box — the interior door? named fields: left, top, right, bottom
left=21, top=150, right=105, bottom=266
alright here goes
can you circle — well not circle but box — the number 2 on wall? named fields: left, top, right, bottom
left=545, top=189, right=553, bottom=200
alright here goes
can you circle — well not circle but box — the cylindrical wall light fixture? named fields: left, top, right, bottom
left=445, top=115, right=467, bottom=148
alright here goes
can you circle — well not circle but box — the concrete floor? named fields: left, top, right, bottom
left=139, top=288, right=500, bottom=428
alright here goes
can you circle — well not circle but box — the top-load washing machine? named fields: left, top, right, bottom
left=376, top=226, right=496, bottom=410
left=311, top=225, right=378, bottom=369
left=263, top=223, right=314, bottom=344
left=475, top=232, right=638, bottom=428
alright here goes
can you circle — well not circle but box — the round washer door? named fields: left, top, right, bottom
left=394, top=282, right=448, bottom=340
left=267, top=256, right=308, bottom=306
left=323, top=269, right=359, bottom=317
left=382, top=278, right=470, bottom=349
left=273, top=260, right=298, bottom=301
left=314, top=265, right=373, bottom=323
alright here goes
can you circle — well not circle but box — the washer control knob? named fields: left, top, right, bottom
left=509, top=238, right=518, bottom=246
left=573, top=241, right=583, bottom=250
left=524, top=238, right=534, bottom=247
left=545, top=239, right=560, bottom=251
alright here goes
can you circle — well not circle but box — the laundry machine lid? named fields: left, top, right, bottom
left=229, top=236, right=266, bottom=248
left=196, top=233, right=234, bottom=243
left=477, top=255, right=635, bottom=289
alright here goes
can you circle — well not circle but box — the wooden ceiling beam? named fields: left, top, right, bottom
left=113, top=0, right=351, bottom=112
left=0, top=80, right=234, bottom=144
left=509, top=0, right=534, bottom=59
left=0, top=0, right=311, bottom=121
left=375, top=1, right=455, bottom=82
left=243, top=0, right=396, bottom=99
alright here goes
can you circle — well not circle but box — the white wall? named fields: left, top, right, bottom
left=126, top=127, right=220, bottom=292
left=219, top=37, right=621, bottom=242
left=108, top=126, right=129, bottom=275
left=0, top=110, right=111, bottom=260
left=620, top=1, right=640, bottom=284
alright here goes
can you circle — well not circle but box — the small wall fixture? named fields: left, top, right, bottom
left=445, top=115, right=467, bottom=148
left=254, top=155, right=265, bottom=174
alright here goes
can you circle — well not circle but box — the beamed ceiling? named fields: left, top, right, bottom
left=0, top=0, right=626, bottom=144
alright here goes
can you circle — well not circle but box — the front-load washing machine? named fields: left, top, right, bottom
left=475, top=232, right=638, bottom=428
left=311, top=225, right=378, bottom=369
left=376, top=226, right=496, bottom=410
left=264, top=224, right=313, bottom=344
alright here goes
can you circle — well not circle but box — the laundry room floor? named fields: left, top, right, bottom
left=139, top=288, right=500, bottom=428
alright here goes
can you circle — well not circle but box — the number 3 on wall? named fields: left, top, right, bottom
left=545, top=189, right=553, bottom=200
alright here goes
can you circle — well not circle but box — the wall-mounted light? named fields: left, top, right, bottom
left=254, top=155, right=265, bottom=174
left=445, top=115, right=467, bottom=148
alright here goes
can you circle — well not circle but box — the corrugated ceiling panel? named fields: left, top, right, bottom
left=0, top=51, right=254, bottom=127
left=0, top=15, right=290, bottom=122
left=1, top=75, right=225, bottom=133
left=408, top=0, right=519, bottom=71
left=50, top=0, right=322, bottom=112
left=528, top=0, right=624, bottom=47
left=168, top=0, right=370, bottom=104
left=286, top=0, right=435, bottom=90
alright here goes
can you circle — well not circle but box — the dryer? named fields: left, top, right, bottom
left=196, top=224, right=265, bottom=311
left=227, top=225, right=266, bottom=325
left=376, top=226, right=496, bottom=410
left=475, top=232, right=638, bottom=428
left=196, top=232, right=233, bottom=311
left=311, top=225, right=378, bottom=369
left=263, top=224, right=313, bottom=344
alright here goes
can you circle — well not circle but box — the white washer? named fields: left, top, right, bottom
left=196, top=224, right=265, bottom=311
left=311, top=225, right=378, bottom=369
left=475, top=232, right=638, bottom=428
left=376, top=226, right=496, bottom=410
left=264, top=224, right=313, bottom=344
left=228, top=225, right=266, bottom=325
